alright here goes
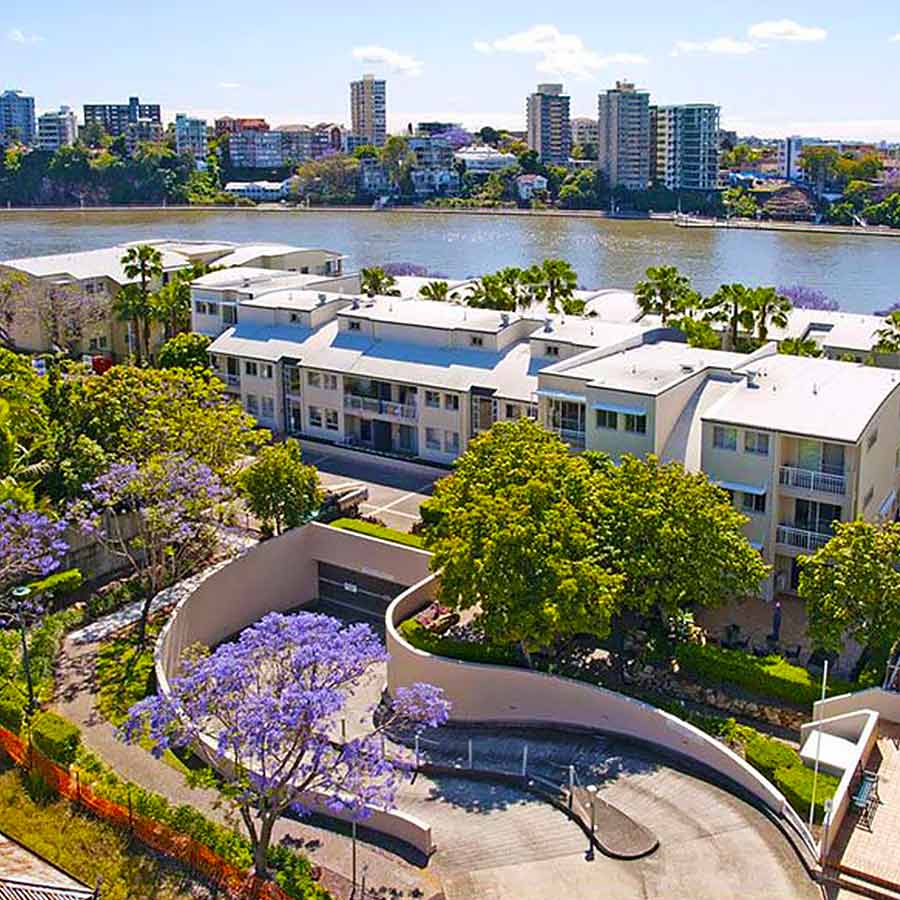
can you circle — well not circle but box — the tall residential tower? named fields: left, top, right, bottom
left=350, top=74, right=387, bottom=147
left=597, top=81, right=651, bottom=190
left=0, top=90, right=36, bottom=145
left=651, top=104, right=720, bottom=191
left=526, top=84, right=571, bottom=165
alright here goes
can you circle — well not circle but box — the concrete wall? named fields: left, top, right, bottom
left=385, top=574, right=818, bottom=857
left=814, top=687, right=900, bottom=723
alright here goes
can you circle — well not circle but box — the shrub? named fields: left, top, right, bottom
left=774, top=763, right=839, bottom=824
left=398, top=619, right=517, bottom=665
left=329, top=518, right=425, bottom=549
left=674, top=642, right=855, bottom=708
left=28, top=568, right=83, bottom=602
left=0, top=686, right=25, bottom=734
left=744, top=734, right=799, bottom=780
left=31, top=712, right=80, bottom=767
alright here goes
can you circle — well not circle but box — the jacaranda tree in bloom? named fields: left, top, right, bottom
left=0, top=500, right=69, bottom=711
left=73, top=454, right=225, bottom=647
left=120, top=611, right=450, bottom=878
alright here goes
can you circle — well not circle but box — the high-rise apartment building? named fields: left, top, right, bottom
left=37, top=106, right=77, bottom=151
left=597, top=81, right=651, bottom=190
left=83, top=96, right=161, bottom=137
left=526, top=84, right=571, bottom=165
left=0, top=90, right=36, bottom=145
left=350, top=74, right=387, bottom=147
left=175, top=114, right=208, bottom=161
left=228, top=131, right=284, bottom=168
left=651, top=104, right=720, bottom=191
left=779, top=136, right=833, bottom=181
left=571, top=117, right=599, bottom=149
left=214, top=117, right=270, bottom=136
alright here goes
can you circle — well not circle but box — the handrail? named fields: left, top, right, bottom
left=776, top=524, right=831, bottom=552
left=779, top=465, right=846, bottom=496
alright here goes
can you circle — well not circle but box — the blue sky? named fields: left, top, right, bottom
left=5, top=1, right=900, bottom=140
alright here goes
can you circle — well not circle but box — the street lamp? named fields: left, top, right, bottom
left=9, top=586, right=37, bottom=714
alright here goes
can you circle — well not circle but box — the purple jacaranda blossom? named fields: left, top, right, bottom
left=119, top=610, right=450, bottom=878
left=779, top=285, right=840, bottom=312
left=381, top=262, right=450, bottom=279
left=0, top=500, right=69, bottom=595
left=875, top=301, right=900, bottom=317
left=70, top=453, right=226, bottom=646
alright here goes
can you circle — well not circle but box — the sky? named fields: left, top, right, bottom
left=5, top=1, right=900, bottom=141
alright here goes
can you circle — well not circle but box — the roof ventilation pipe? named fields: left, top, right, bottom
left=745, top=370, right=760, bottom=389
left=543, top=318, right=553, bottom=333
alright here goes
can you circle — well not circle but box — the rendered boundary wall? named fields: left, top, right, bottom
left=154, top=524, right=435, bottom=856
left=385, top=574, right=819, bottom=858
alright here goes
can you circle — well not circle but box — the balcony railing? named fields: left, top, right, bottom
left=557, top=428, right=586, bottom=450
left=343, top=393, right=418, bottom=421
left=779, top=465, right=847, bottom=496
left=776, top=525, right=831, bottom=552
left=225, top=373, right=241, bottom=389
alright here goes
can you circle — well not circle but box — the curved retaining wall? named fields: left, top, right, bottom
left=386, top=574, right=819, bottom=859
left=154, top=524, right=436, bottom=856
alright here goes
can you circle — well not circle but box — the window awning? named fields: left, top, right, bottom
left=750, top=541, right=764, bottom=551
left=880, top=490, right=897, bottom=518
left=535, top=388, right=586, bottom=403
left=716, top=479, right=768, bottom=496
left=592, top=401, right=646, bottom=417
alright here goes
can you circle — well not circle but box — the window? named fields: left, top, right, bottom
left=223, top=306, right=237, bottom=325
left=323, top=373, right=338, bottom=390
left=260, top=364, right=273, bottom=379
left=287, top=368, right=301, bottom=393
left=425, top=427, right=441, bottom=450
left=425, top=390, right=441, bottom=408
left=308, top=406, right=323, bottom=428
left=713, top=425, right=738, bottom=451
left=624, top=413, right=647, bottom=434
left=742, top=492, right=766, bottom=514
left=209, top=354, right=219, bottom=369
left=596, top=409, right=617, bottom=430
left=545, top=344, right=560, bottom=357
left=226, top=357, right=239, bottom=376
left=348, top=321, right=362, bottom=332
left=245, top=361, right=258, bottom=377
left=444, top=431, right=460, bottom=453
left=245, top=394, right=259, bottom=415
left=744, top=431, right=770, bottom=456
left=444, top=394, right=459, bottom=411
left=261, top=396, right=275, bottom=418
left=867, top=428, right=879, bottom=451
left=470, top=336, right=484, bottom=347
left=506, top=403, right=519, bottom=419
left=195, top=301, right=208, bottom=315
left=207, top=302, right=219, bottom=316
left=527, top=403, right=538, bottom=419
left=325, top=409, right=339, bottom=431
left=289, top=312, right=301, bottom=323
left=307, top=371, right=322, bottom=388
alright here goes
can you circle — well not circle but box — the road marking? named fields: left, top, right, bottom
left=364, top=482, right=433, bottom=517
left=359, top=504, right=420, bottom=521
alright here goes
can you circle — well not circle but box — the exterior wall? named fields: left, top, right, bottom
left=584, top=387, right=655, bottom=459
left=855, top=393, right=900, bottom=522
left=239, top=361, right=281, bottom=430
left=652, top=370, right=709, bottom=451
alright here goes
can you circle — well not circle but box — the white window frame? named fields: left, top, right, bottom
left=713, top=425, right=738, bottom=451
left=308, top=371, right=322, bottom=388
left=596, top=409, right=618, bottom=431
left=261, top=396, right=275, bottom=418
left=308, top=406, right=323, bottom=428
left=245, top=393, right=259, bottom=415
left=425, top=390, right=441, bottom=408
left=324, top=408, right=339, bottom=431
left=444, top=394, right=459, bottom=411
left=245, top=361, right=258, bottom=377
left=744, top=431, right=770, bottom=456
left=425, top=427, right=441, bottom=450
left=624, top=413, right=646, bottom=434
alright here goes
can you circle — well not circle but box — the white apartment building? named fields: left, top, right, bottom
left=651, top=104, right=720, bottom=191
left=454, top=145, right=518, bottom=174
left=175, top=114, right=208, bottom=162
left=597, top=81, right=651, bottom=190
left=198, top=278, right=900, bottom=602
left=37, top=106, right=77, bottom=151
left=571, top=117, right=599, bottom=149
left=350, top=74, right=387, bottom=147
left=779, top=136, right=838, bottom=181
left=224, top=180, right=290, bottom=202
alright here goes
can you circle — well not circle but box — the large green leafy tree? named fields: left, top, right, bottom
left=634, top=266, right=699, bottom=325
left=237, top=439, right=323, bottom=535
left=799, top=521, right=900, bottom=667
left=422, top=419, right=625, bottom=666
left=588, top=454, right=769, bottom=620
left=156, top=332, right=211, bottom=370
left=114, top=244, right=164, bottom=364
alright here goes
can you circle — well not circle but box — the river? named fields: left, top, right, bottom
left=1, top=208, right=898, bottom=313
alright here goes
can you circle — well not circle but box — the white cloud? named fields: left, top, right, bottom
left=475, top=24, right=647, bottom=80
left=218, top=82, right=241, bottom=89
left=748, top=19, right=827, bottom=42
left=891, top=33, right=900, bottom=43
left=7, top=27, right=43, bottom=44
left=351, top=45, right=423, bottom=77
left=672, top=37, right=756, bottom=56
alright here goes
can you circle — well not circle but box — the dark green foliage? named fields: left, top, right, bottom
left=0, top=685, right=25, bottom=733
left=27, top=568, right=83, bottom=601
left=775, top=764, right=839, bottom=824
left=398, top=619, right=517, bottom=665
left=744, top=734, right=799, bottom=780
left=31, top=711, right=80, bottom=766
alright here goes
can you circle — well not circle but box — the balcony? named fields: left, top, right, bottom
left=557, top=428, right=586, bottom=450
left=343, top=393, right=418, bottom=421
left=779, top=465, right=847, bottom=496
left=224, top=373, right=241, bottom=390
left=775, top=524, right=831, bottom=553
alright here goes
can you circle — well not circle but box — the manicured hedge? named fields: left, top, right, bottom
left=329, top=518, right=425, bottom=548
left=745, top=734, right=799, bottom=780
left=31, top=712, right=81, bottom=767
left=674, top=642, right=855, bottom=708
left=398, top=619, right=517, bottom=666
left=776, top=763, right=839, bottom=824
left=0, top=686, right=25, bottom=734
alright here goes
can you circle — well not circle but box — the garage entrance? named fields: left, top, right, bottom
left=316, top=561, right=409, bottom=629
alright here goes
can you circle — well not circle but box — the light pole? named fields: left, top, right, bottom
left=808, top=659, right=829, bottom=830
left=10, top=586, right=36, bottom=713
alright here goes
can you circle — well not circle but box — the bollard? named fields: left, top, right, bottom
left=468, top=738, right=473, bottom=769
left=341, top=718, right=347, bottom=743
left=414, top=733, right=420, bottom=769
left=522, top=744, right=528, bottom=778
left=568, top=765, right=575, bottom=811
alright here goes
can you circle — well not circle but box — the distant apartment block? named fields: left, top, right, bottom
left=571, top=116, right=599, bottom=149
left=214, top=117, right=269, bottom=136
left=83, top=96, right=160, bottom=137
left=597, top=81, right=651, bottom=190
left=175, top=114, right=208, bottom=161
left=124, top=118, right=164, bottom=153
left=779, top=136, right=834, bottom=181
left=37, top=106, right=77, bottom=151
left=350, top=74, right=387, bottom=147
left=453, top=145, right=518, bottom=174
left=0, top=89, right=36, bottom=145
left=229, top=130, right=285, bottom=169
left=408, top=135, right=453, bottom=168
left=651, top=104, right=720, bottom=191
left=416, top=121, right=460, bottom=137
left=526, top=84, right=571, bottom=165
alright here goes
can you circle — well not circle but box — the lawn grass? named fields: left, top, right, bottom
left=0, top=763, right=213, bottom=900
left=328, top=517, right=425, bottom=548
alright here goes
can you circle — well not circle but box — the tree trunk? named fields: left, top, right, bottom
left=252, top=814, right=276, bottom=879
left=518, top=641, right=534, bottom=669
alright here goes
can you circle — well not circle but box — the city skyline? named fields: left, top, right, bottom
left=5, top=1, right=900, bottom=141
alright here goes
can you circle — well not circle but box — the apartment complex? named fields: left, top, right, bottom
left=779, top=135, right=836, bottom=181
left=37, top=106, right=77, bottom=151
left=526, top=84, right=571, bottom=165
left=454, top=145, right=518, bottom=173
left=83, top=96, right=160, bottom=137
left=350, top=75, right=387, bottom=147
left=571, top=117, right=599, bottom=149
left=597, top=81, right=651, bottom=190
left=229, top=131, right=285, bottom=169
left=651, top=104, right=720, bottom=191
left=175, top=114, right=209, bottom=161
left=0, top=89, right=36, bottom=145
left=215, top=117, right=269, bottom=136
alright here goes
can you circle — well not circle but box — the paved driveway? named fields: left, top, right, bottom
left=300, top=442, right=443, bottom=532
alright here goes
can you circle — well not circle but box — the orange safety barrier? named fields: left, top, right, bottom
left=0, top=725, right=299, bottom=900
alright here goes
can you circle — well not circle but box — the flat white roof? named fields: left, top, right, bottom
left=209, top=325, right=311, bottom=363
left=241, top=289, right=351, bottom=311
left=191, top=268, right=332, bottom=294
left=581, top=289, right=644, bottom=323
left=211, top=243, right=342, bottom=268
left=551, top=342, right=745, bottom=395
left=705, top=354, right=900, bottom=442
left=340, top=297, right=523, bottom=334
left=1, top=244, right=190, bottom=282
left=531, top=317, right=652, bottom=349
left=767, top=308, right=886, bottom=353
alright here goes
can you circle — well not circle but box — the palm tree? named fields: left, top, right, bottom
left=117, top=244, right=163, bottom=363
left=420, top=280, right=450, bottom=302
left=875, top=311, right=900, bottom=355
left=464, top=273, right=517, bottom=311
left=152, top=263, right=208, bottom=339
left=779, top=336, right=823, bottom=358
left=748, top=287, right=791, bottom=343
left=634, top=265, right=698, bottom=325
left=526, top=259, right=580, bottom=313
left=705, top=284, right=755, bottom=350
left=360, top=267, right=400, bottom=297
